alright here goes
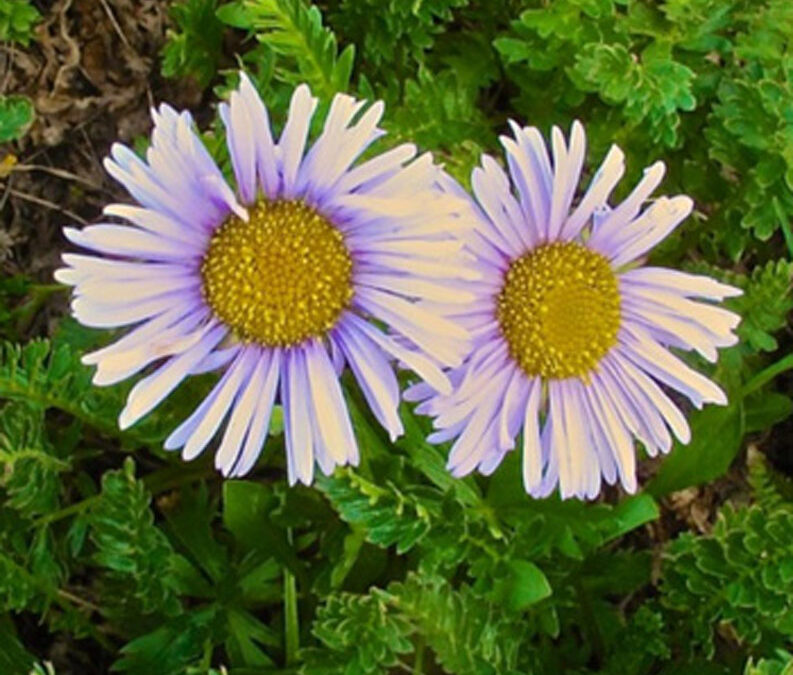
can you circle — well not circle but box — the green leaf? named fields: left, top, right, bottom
left=744, top=392, right=793, bottom=434
left=493, top=559, right=552, bottom=611
left=161, top=0, right=225, bottom=88
left=0, top=1, right=39, bottom=45
left=0, top=95, right=35, bottom=143
left=728, top=260, right=793, bottom=354
left=604, top=494, right=661, bottom=541
left=317, top=468, right=439, bottom=554
left=0, top=338, right=200, bottom=448
left=89, top=458, right=181, bottom=616
left=112, top=608, right=216, bottom=674
left=306, top=592, right=412, bottom=674
left=222, top=480, right=305, bottom=582
left=225, top=608, right=277, bottom=667
left=648, top=398, right=744, bottom=496
left=571, top=42, right=696, bottom=146
left=236, top=0, right=355, bottom=98
left=0, top=614, right=35, bottom=673
left=215, top=0, right=250, bottom=28
left=387, top=573, right=529, bottom=673
left=663, top=494, right=793, bottom=655
left=0, top=402, right=66, bottom=518
left=161, top=483, right=228, bottom=583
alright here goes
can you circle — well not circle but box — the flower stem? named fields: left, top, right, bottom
left=284, top=528, right=300, bottom=665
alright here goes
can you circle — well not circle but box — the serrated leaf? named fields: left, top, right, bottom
left=0, top=95, right=35, bottom=143
left=241, top=0, right=354, bottom=98
left=161, top=0, right=225, bottom=88
left=89, top=458, right=180, bottom=616
left=317, top=469, right=439, bottom=554
left=0, top=1, right=39, bottom=46
left=0, top=402, right=66, bottom=518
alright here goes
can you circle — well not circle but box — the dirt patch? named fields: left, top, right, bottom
left=1, top=0, right=202, bottom=289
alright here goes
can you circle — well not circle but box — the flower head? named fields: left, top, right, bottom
left=407, top=121, right=741, bottom=499
left=56, top=74, right=472, bottom=484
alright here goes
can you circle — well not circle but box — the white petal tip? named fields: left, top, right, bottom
left=53, top=269, right=73, bottom=285
left=162, top=437, right=181, bottom=451
left=118, top=409, right=135, bottom=431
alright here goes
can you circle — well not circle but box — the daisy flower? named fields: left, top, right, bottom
left=56, top=74, right=472, bottom=484
left=407, top=121, right=741, bottom=500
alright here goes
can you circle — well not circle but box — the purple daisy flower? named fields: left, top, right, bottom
left=406, top=121, right=741, bottom=500
left=56, top=74, right=473, bottom=484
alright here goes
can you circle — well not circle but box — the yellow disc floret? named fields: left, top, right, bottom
left=201, top=200, right=354, bottom=347
left=496, top=241, right=621, bottom=380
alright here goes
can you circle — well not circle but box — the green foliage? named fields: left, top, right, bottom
left=218, top=0, right=354, bottom=98
left=6, top=0, right=793, bottom=672
left=317, top=468, right=439, bottom=554
left=571, top=42, right=696, bottom=146
left=0, top=94, right=35, bottom=143
left=0, top=0, right=38, bottom=45
left=0, top=402, right=65, bottom=518
left=663, top=457, right=793, bottom=656
left=328, top=0, right=468, bottom=83
left=88, top=458, right=181, bottom=617
left=162, top=0, right=225, bottom=88
left=727, top=260, right=793, bottom=354
left=494, top=0, right=793, bottom=259
left=304, top=591, right=412, bottom=673
left=745, top=651, right=793, bottom=675
left=306, top=574, right=533, bottom=674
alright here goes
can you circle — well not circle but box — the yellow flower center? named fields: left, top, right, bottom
left=201, top=200, right=354, bottom=347
left=496, top=241, right=621, bottom=380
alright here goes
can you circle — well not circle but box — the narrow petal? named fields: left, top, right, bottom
left=221, top=95, right=257, bottom=204
left=560, top=144, right=624, bottom=240
left=335, top=321, right=403, bottom=440
left=119, top=323, right=226, bottom=429
left=279, top=85, right=318, bottom=197
left=215, top=349, right=268, bottom=474
left=619, top=324, right=727, bottom=408
left=344, top=313, right=451, bottom=394
left=521, top=377, right=544, bottom=495
left=181, top=350, right=255, bottom=461
left=282, top=348, right=315, bottom=485
left=588, top=161, right=666, bottom=247
left=620, top=267, right=742, bottom=300
left=304, top=339, right=359, bottom=467
left=230, top=350, right=281, bottom=477
left=64, top=225, right=202, bottom=261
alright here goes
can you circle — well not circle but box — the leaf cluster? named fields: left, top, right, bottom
left=0, top=0, right=38, bottom=45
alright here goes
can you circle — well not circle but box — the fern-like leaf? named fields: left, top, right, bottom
left=221, top=0, right=354, bottom=98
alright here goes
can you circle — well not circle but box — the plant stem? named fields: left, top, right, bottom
left=413, top=636, right=425, bottom=674
left=284, top=528, right=300, bottom=665
left=741, top=353, right=793, bottom=397
left=773, top=197, right=793, bottom=259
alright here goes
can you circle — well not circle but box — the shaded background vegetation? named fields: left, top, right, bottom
left=1, top=0, right=793, bottom=673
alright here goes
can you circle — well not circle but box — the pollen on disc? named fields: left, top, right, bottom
left=201, top=200, right=354, bottom=347
left=496, top=241, right=621, bottom=380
